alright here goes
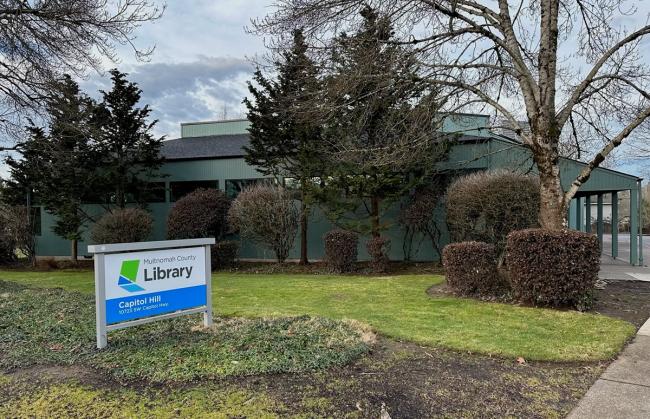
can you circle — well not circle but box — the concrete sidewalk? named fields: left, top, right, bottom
left=568, top=319, right=650, bottom=418
left=599, top=261, right=650, bottom=282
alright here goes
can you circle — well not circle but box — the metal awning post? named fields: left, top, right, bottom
left=638, top=180, right=644, bottom=266
left=576, top=196, right=583, bottom=231
left=630, top=187, right=639, bottom=265
left=612, top=191, right=618, bottom=259
left=597, top=193, right=604, bottom=246
left=585, top=195, right=592, bottom=233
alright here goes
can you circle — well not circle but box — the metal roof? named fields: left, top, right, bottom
left=161, top=133, right=488, bottom=161
left=161, top=134, right=490, bottom=160
left=161, top=134, right=250, bottom=160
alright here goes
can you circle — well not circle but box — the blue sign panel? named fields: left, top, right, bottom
left=106, top=285, right=207, bottom=324
left=103, top=246, right=208, bottom=325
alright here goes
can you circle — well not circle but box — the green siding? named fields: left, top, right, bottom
left=442, top=114, right=491, bottom=137
left=34, top=137, right=640, bottom=261
left=181, top=119, right=250, bottom=137
left=487, top=138, right=638, bottom=192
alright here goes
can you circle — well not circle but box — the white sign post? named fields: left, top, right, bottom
left=88, top=238, right=215, bottom=349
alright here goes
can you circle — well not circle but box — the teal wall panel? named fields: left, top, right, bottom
left=487, top=138, right=638, bottom=192
left=181, top=119, right=250, bottom=137
left=34, top=137, right=639, bottom=261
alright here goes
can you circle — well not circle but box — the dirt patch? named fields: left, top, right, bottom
left=593, top=280, right=650, bottom=328
left=429, top=279, right=650, bottom=329
left=242, top=339, right=603, bottom=418
left=2, top=338, right=603, bottom=418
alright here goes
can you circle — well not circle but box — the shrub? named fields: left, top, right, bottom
left=227, top=184, right=298, bottom=263
left=366, top=236, right=390, bottom=273
left=324, top=229, right=358, bottom=273
left=167, top=188, right=230, bottom=240
left=398, top=185, right=445, bottom=260
left=442, top=241, right=502, bottom=296
left=446, top=171, right=540, bottom=259
left=0, top=237, right=15, bottom=265
left=0, top=205, right=36, bottom=265
left=211, top=240, right=239, bottom=270
left=91, top=208, right=153, bottom=244
left=506, top=229, right=600, bottom=309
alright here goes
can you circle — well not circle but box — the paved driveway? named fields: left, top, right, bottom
left=600, top=234, right=650, bottom=281
left=601, top=233, right=650, bottom=265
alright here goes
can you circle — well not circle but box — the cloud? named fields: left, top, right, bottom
left=81, top=56, right=254, bottom=138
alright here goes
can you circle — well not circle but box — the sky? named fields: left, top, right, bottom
left=80, top=0, right=270, bottom=139
left=0, top=0, right=649, bottom=179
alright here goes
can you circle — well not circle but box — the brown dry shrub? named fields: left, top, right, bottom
left=446, top=170, right=540, bottom=258
left=227, top=184, right=298, bottom=263
left=91, top=207, right=153, bottom=244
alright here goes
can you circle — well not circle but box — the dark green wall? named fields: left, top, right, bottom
left=34, top=138, right=639, bottom=261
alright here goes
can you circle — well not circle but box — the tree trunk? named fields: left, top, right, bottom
left=70, top=239, right=78, bottom=263
left=534, top=141, right=567, bottom=230
left=299, top=190, right=309, bottom=265
left=370, top=195, right=380, bottom=237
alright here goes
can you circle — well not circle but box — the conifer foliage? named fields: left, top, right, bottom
left=94, top=69, right=165, bottom=208
left=243, top=29, right=323, bottom=264
left=6, top=76, right=100, bottom=261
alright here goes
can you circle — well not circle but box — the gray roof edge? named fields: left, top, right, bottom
left=180, top=118, right=249, bottom=126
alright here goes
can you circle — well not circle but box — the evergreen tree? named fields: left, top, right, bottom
left=243, top=30, right=323, bottom=264
left=6, top=76, right=100, bottom=261
left=316, top=6, right=449, bottom=237
left=94, top=69, right=164, bottom=208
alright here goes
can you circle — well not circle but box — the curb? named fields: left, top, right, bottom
left=638, top=318, right=650, bottom=337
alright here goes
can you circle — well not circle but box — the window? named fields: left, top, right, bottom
left=225, top=178, right=274, bottom=199
left=139, top=182, right=166, bottom=203
left=170, top=180, right=219, bottom=202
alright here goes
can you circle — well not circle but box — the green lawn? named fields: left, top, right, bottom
left=0, top=269, right=635, bottom=362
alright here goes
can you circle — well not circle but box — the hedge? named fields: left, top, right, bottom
left=506, top=229, right=600, bottom=309
left=211, top=240, right=239, bottom=270
left=323, top=229, right=358, bottom=273
left=442, top=241, right=502, bottom=296
left=366, top=236, right=390, bottom=273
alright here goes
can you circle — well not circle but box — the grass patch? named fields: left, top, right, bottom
left=0, top=374, right=282, bottom=418
left=0, top=281, right=369, bottom=382
left=0, top=269, right=636, bottom=361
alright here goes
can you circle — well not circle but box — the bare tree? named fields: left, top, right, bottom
left=0, top=0, right=164, bottom=147
left=253, top=0, right=650, bottom=229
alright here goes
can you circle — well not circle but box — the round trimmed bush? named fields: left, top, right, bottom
left=227, top=184, right=298, bottom=263
left=446, top=170, right=540, bottom=257
left=366, top=236, right=390, bottom=273
left=211, top=240, right=239, bottom=270
left=91, top=208, right=153, bottom=244
left=167, top=188, right=230, bottom=240
left=442, top=241, right=501, bottom=296
left=324, top=229, right=358, bottom=273
left=506, top=229, right=600, bottom=309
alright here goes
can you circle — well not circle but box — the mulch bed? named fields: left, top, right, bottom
left=429, top=278, right=650, bottom=331
left=5, top=338, right=603, bottom=419
left=593, top=280, right=650, bottom=328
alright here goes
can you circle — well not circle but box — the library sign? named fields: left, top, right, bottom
left=88, top=238, right=215, bottom=349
